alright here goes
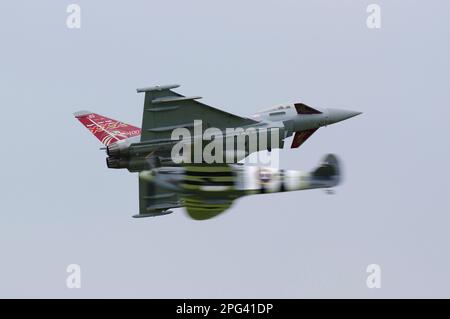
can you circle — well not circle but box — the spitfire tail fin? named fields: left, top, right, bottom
left=73, top=110, right=141, bottom=146
left=310, top=154, right=341, bottom=188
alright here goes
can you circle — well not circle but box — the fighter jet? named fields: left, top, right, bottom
left=74, top=84, right=360, bottom=219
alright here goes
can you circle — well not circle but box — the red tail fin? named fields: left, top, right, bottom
left=74, top=110, right=141, bottom=146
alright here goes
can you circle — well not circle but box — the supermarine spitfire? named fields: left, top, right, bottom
left=74, top=84, right=360, bottom=220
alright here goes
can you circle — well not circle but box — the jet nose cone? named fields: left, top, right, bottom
left=327, top=108, right=362, bottom=124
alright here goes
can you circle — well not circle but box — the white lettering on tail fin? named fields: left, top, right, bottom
left=74, top=110, right=141, bottom=146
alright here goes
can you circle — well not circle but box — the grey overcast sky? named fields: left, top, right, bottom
left=0, top=0, right=449, bottom=298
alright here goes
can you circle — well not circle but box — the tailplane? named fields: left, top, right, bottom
left=73, top=110, right=141, bottom=146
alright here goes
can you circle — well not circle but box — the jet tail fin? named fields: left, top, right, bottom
left=73, top=110, right=141, bottom=146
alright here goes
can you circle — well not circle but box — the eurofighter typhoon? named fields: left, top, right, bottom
left=74, top=84, right=360, bottom=220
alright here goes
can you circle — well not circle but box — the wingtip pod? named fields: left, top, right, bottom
left=132, top=210, right=173, bottom=218
left=73, top=110, right=93, bottom=118
left=136, top=84, right=180, bottom=93
left=310, top=153, right=341, bottom=188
